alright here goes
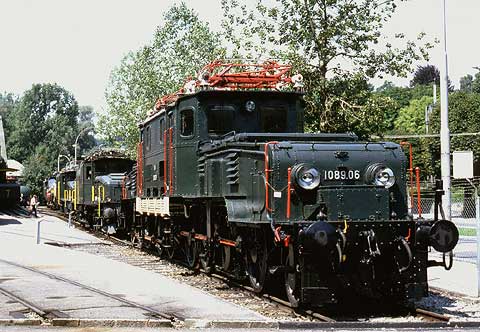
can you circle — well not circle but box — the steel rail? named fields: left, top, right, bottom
left=415, top=307, right=450, bottom=322
left=0, top=287, right=47, bottom=317
left=0, top=258, right=177, bottom=322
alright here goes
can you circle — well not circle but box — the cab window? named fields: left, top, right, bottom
left=261, top=106, right=287, bottom=133
left=180, top=109, right=194, bottom=137
left=207, top=105, right=235, bottom=136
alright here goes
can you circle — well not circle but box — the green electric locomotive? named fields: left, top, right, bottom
left=126, top=61, right=459, bottom=307
left=74, top=148, right=135, bottom=233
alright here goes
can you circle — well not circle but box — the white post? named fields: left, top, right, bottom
left=440, top=0, right=451, bottom=220
left=36, top=219, right=43, bottom=244
left=68, top=211, right=73, bottom=228
left=476, top=189, right=480, bottom=297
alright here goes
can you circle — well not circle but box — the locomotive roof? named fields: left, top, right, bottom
left=140, top=89, right=303, bottom=127
left=83, top=148, right=131, bottom=162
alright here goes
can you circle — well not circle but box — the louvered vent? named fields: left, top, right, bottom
left=225, top=153, right=239, bottom=193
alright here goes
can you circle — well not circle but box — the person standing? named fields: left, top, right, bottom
left=30, top=195, right=38, bottom=218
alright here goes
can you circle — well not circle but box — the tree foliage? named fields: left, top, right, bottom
left=394, top=96, right=432, bottom=134
left=77, top=105, right=96, bottom=156
left=8, top=83, right=79, bottom=163
left=99, top=3, right=226, bottom=153
left=0, top=92, right=19, bottom=142
left=5, top=84, right=94, bottom=195
left=222, top=0, right=433, bottom=137
left=410, top=64, right=439, bottom=87
left=375, top=82, right=433, bottom=132
left=459, top=74, right=474, bottom=93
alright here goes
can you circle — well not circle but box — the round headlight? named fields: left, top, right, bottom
left=373, top=166, right=395, bottom=188
left=293, top=164, right=321, bottom=190
left=365, top=163, right=396, bottom=188
left=245, top=100, right=256, bottom=112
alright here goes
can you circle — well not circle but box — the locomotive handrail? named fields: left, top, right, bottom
left=400, top=141, right=414, bottom=209
left=415, top=167, right=422, bottom=218
left=163, top=130, right=168, bottom=193
left=169, top=127, right=174, bottom=195
left=264, top=141, right=279, bottom=214
left=234, top=133, right=358, bottom=142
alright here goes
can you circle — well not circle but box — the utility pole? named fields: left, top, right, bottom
left=0, top=115, right=7, bottom=161
left=440, top=0, right=451, bottom=220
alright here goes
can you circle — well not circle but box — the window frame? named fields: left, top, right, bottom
left=179, top=107, right=195, bottom=138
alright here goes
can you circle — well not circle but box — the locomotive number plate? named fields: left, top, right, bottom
left=323, top=168, right=360, bottom=181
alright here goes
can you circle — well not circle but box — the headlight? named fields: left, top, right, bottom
left=292, top=164, right=321, bottom=190
left=366, top=164, right=395, bottom=188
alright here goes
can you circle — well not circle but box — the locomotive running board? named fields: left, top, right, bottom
left=135, top=197, right=170, bottom=216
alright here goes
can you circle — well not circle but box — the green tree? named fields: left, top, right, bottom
left=7, top=84, right=81, bottom=194
left=99, top=3, right=226, bottom=153
left=0, top=92, right=18, bottom=142
left=8, top=83, right=79, bottom=163
left=375, top=82, right=434, bottom=132
left=77, top=105, right=96, bottom=156
left=394, top=96, right=432, bottom=134
left=472, top=70, right=480, bottom=93
left=460, top=74, right=473, bottom=92
left=222, top=0, right=433, bottom=136
left=420, top=92, right=480, bottom=178
left=410, top=65, right=439, bottom=87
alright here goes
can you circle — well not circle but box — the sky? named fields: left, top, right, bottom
left=0, top=0, right=479, bottom=114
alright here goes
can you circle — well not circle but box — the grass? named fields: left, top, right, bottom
left=458, top=227, right=477, bottom=237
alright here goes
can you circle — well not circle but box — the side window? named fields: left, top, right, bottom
left=159, top=161, right=165, bottom=177
left=159, top=118, right=164, bottom=142
left=86, top=166, right=92, bottom=180
left=180, top=109, right=194, bottom=137
left=146, top=126, right=151, bottom=151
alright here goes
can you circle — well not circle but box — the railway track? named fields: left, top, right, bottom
left=38, top=207, right=453, bottom=324
left=0, top=257, right=178, bottom=323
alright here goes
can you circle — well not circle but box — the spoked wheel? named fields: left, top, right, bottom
left=198, top=240, right=213, bottom=273
left=245, top=229, right=268, bottom=293
left=219, top=245, right=232, bottom=272
left=183, top=233, right=199, bottom=269
left=285, top=243, right=300, bottom=307
left=163, top=244, right=175, bottom=260
left=152, top=239, right=163, bottom=257
left=130, top=230, right=142, bottom=249
left=162, top=222, right=176, bottom=260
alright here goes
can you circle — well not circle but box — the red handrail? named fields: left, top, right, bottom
left=169, top=127, right=174, bottom=195
left=415, top=167, right=422, bottom=217
left=136, top=142, right=143, bottom=196
left=163, top=130, right=167, bottom=193
left=286, top=167, right=292, bottom=219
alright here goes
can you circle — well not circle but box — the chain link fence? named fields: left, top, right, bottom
left=409, top=177, right=480, bottom=229
left=408, top=178, right=480, bottom=264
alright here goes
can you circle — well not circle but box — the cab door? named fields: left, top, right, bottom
left=82, top=162, right=94, bottom=205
